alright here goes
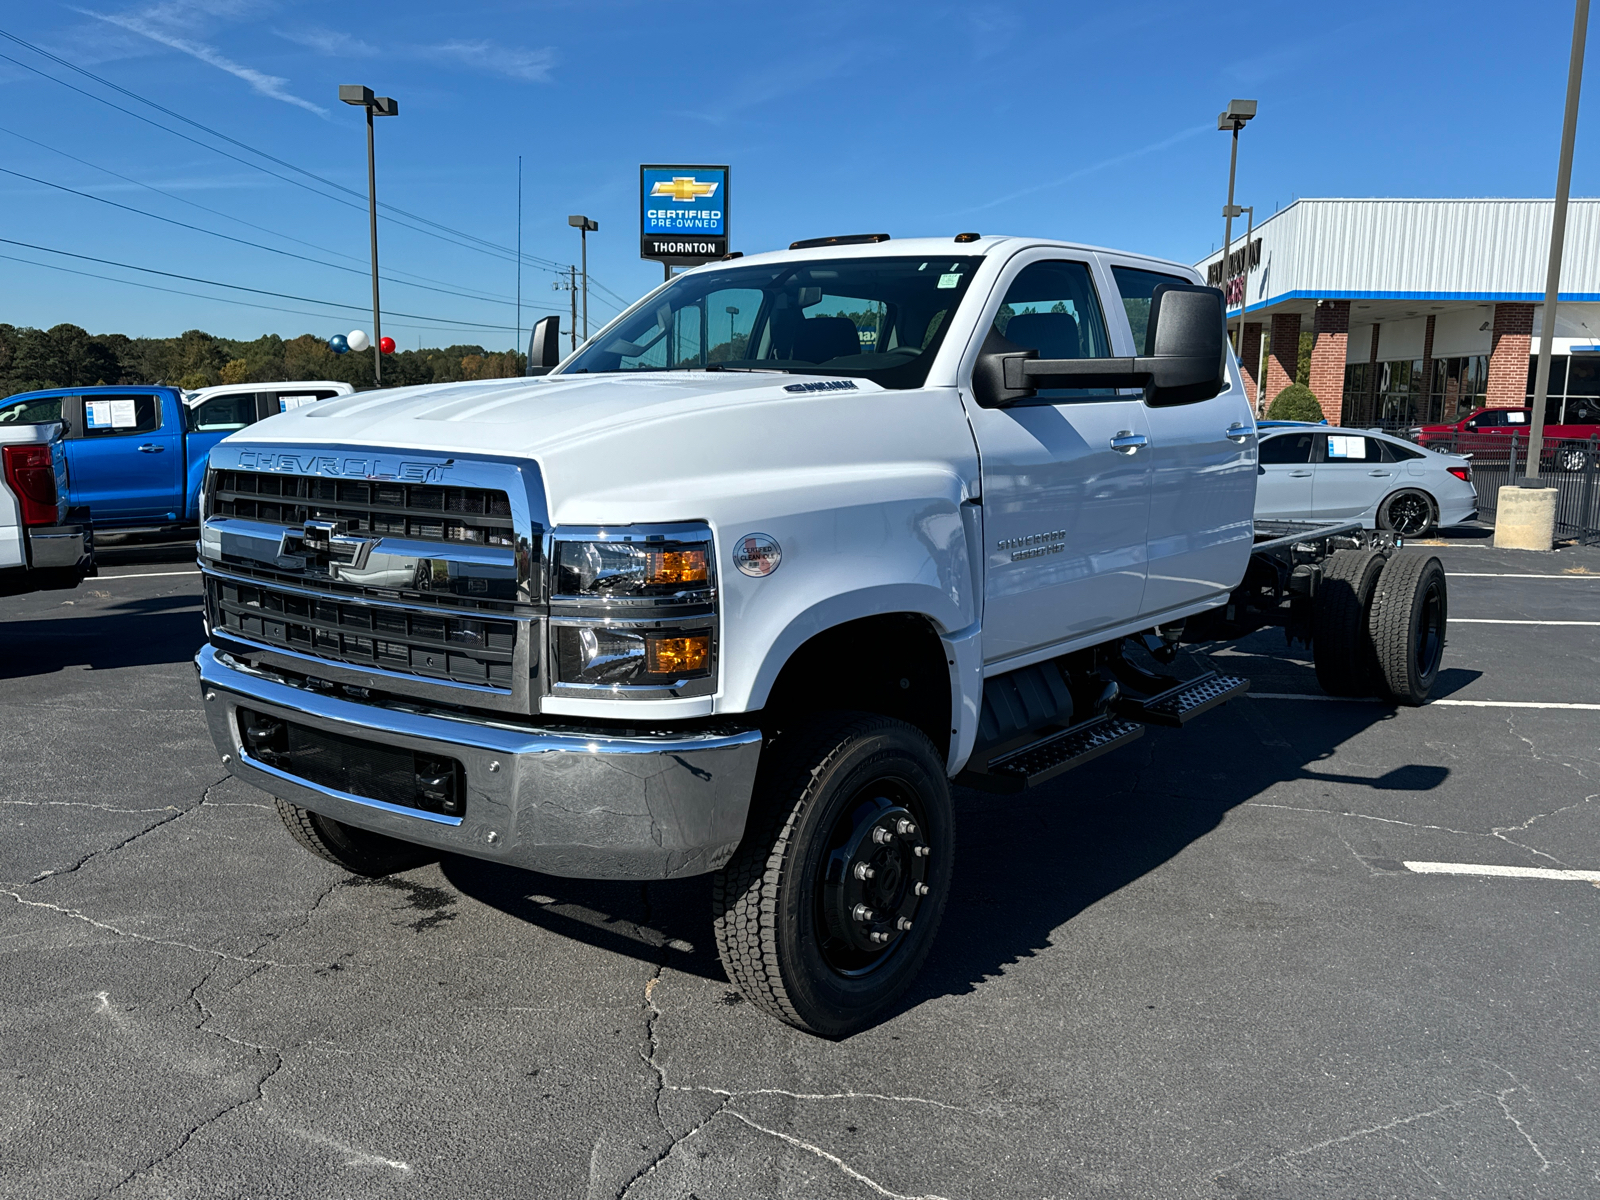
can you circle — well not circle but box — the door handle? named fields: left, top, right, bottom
left=1368, top=469, right=1392, bottom=476
left=1289, top=469, right=1312, bottom=477
left=1225, top=423, right=1252, bottom=442
left=137, top=443, right=165, bottom=453
left=1109, top=431, right=1148, bottom=454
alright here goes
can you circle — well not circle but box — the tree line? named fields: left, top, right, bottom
left=0, top=322, right=525, bottom=399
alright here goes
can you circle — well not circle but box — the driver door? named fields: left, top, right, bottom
left=962, top=255, right=1152, bottom=664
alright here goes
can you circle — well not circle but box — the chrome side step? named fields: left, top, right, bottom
left=957, top=715, right=1146, bottom=794
left=1117, top=671, right=1249, bottom=728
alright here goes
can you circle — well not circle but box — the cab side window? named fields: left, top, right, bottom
left=82, top=394, right=161, bottom=437
left=994, top=261, right=1114, bottom=400
left=1110, top=266, right=1191, bottom=353
left=191, top=392, right=258, bottom=431
left=1258, top=432, right=1314, bottom=464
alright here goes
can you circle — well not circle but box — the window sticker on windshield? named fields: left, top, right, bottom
left=937, top=273, right=961, bottom=289
left=1327, top=436, right=1366, bottom=459
left=278, top=395, right=317, bottom=411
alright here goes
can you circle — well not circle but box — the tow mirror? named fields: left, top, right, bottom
left=970, top=283, right=1227, bottom=408
left=526, top=315, right=562, bottom=376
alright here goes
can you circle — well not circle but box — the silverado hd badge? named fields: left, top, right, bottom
left=733, top=533, right=781, bottom=577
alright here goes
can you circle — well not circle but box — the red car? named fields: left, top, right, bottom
left=1413, top=402, right=1600, bottom=471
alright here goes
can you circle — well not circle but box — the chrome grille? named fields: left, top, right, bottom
left=211, top=469, right=514, bottom=547
left=209, top=576, right=517, bottom=689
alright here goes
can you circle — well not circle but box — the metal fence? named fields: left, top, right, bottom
left=1418, top=431, right=1600, bottom=544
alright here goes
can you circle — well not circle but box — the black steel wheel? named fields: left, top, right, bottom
left=1367, top=554, right=1448, bottom=706
left=1312, top=549, right=1385, bottom=697
left=1377, top=489, right=1436, bottom=538
left=712, top=712, right=953, bottom=1038
left=275, top=799, right=436, bottom=876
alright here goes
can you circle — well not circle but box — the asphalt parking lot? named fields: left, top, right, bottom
left=4, top=531, right=1600, bottom=1199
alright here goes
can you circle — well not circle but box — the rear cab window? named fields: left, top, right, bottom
left=0, top=394, right=64, bottom=425
left=1110, top=265, right=1191, bottom=353
left=82, top=394, right=162, bottom=437
left=190, top=392, right=258, bottom=432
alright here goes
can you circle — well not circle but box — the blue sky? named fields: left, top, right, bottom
left=0, top=0, right=1596, bottom=351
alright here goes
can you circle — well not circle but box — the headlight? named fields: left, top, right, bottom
left=549, top=524, right=718, bottom=698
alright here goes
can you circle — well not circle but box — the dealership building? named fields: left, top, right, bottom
left=1195, top=198, right=1600, bottom=428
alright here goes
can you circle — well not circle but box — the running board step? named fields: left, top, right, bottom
left=1117, top=671, right=1249, bottom=727
left=958, top=716, right=1146, bottom=794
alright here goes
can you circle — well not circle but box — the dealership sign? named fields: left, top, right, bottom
left=640, top=164, right=729, bottom=265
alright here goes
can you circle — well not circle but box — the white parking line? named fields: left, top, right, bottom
left=1251, top=693, right=1600, bottom=710
left=1448, top=572, right=1600, bottom=579
left=1452, top=618, right=1600, bottom=625
left=1404, top=861, right=1600, bottom=883
left=93, top=570, right=200, bottom=581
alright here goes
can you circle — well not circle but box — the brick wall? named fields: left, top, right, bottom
left=1308, top=300, right=1351, bottom=425
left=1239, top=322, right=1262, bottom=405
left=1263, top=312, right=1301, bottom=405
left=1486, top=302, right=1533, bottom=409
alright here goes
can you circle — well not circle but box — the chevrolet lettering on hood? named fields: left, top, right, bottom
left=234, top=449, right=452, bottom=484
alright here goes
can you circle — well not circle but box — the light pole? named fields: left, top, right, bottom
left=1217, top=99, right=1257, bottom=333
left=726, top=305, right=740, bottom=355
left=568, top=215, right=598, bottom=342
left=1525, top=0, right=1590, bottom=485
left=339, top=85, right=398, bottom=387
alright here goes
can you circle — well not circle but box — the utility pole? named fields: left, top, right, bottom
left=568, top=215, right=598, bottom=342
left=517, top=156, right=522, bottom=368
left=1526, top=0, right=1590, bottom=485
left=1216, top=99, right=1257, bottom=336
left=339, top=85, right=398, bottom=387
left=569, top=265, right=578, bottom=352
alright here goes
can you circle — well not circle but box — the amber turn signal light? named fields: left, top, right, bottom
left=647, top=549, right=708, bottom=586
left=647, top=633, right=710, bottom=674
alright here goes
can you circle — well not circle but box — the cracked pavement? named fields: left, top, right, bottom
left=4, top=537, right=1600, bottom=1198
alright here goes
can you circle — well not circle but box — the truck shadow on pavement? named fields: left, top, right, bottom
left=0, top=594, right=205, bottom=678
left=442, top=672, right=1458, bottom=1021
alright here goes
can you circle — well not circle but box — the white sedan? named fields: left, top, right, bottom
left=1255, top=425, right=1478, bottom=537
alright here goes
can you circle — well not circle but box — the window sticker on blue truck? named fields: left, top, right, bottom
left=86, top=400, right=137, bottom=429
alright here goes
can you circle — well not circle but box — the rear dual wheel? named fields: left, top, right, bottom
left=1313, top=550, right=1447, bottom=706
left=713, top=713, right=953, bottom=1039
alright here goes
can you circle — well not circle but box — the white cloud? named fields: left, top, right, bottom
left=275, top=25, right=378, bottom=58
left=81, top=5, right=327, bottom=115
left=433, top=40, right=557, bottom=84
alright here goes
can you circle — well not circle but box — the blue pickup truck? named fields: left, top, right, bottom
left=0, top=382, right=351, bottom=530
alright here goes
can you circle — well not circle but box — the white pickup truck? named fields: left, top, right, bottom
left=1, top=417, right=93, bottom=595
left=194, top=235, right=1448, bottom=1036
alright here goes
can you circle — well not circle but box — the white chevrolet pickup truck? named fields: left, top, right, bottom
left=195, top=235, right=1448, bottom=1036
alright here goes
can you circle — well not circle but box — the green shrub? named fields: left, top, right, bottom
left=1266, top=382, right=1324, bottom=422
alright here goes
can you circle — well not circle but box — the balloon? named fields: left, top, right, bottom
left=327, top=334, right=349, bottom=354
left=379, top=336, right=396, bottom=355
left=347, top=329, right=371, bottom=352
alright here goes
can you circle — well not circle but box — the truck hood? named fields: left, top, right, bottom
left=222, top=371, right=977, bottom=527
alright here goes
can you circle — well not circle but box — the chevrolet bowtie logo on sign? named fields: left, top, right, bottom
left=650, top=176, right=719, bottom=202
left=641, top=163, right=729, bottom=266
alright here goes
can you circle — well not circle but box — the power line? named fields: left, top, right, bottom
left=0, top=36, right=572, bottom=275
left=0, top=164, right=551, bottom=311
left=0, top=251, right=517, bottom=336
left=0, top=122, right=524, bottom=307
left=0, top=236, right=526, bottom=331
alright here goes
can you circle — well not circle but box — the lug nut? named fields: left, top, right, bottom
left=870, top=931, right=890, bottom=944
left=852, top=904, right=875, bottom=923
left=897, top=917, right=914, bottom=931
left=914, top=845, right=930, bottom=858
left=854, top=862, right=875, bottom=880
left=914, top=882, right=930, bottom=896
left=896, top=818, right=917, bottom=837
left=873, top=827, right=893, bottom=845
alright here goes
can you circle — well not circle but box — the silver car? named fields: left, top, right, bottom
left=1255, top=425, right=1478, bottom=537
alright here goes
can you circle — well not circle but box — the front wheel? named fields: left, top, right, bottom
left=1377, top=489, right=1436, bottom=538
left=1557, top=443, right=1589, bottom=473
left=275, top=799, right=436, bottom=876
left=713, top=713, right=953, bottom=1038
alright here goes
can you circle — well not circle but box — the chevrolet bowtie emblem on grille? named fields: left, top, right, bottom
left=650, top=176, right=718, bottom=202
left=279, top=519, right=377, bottom=572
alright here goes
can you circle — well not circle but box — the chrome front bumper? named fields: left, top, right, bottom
left=196, top=644, right=763, bottom=879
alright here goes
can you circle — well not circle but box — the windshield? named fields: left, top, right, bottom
left=562, top=255, right=984, bottom=389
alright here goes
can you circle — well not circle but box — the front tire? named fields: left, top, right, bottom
left=712, top=713, right=953, bottom=1038
left=275, top=800, right=436, bottom=876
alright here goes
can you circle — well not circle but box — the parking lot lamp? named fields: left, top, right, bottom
left=1525, top=0, right=1590, bottom=485
left=568, top=215, right=598, bottom=342
left=1217, top=99, right=1257, bottom=335
left=339, top=85, right=399, bottom=387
